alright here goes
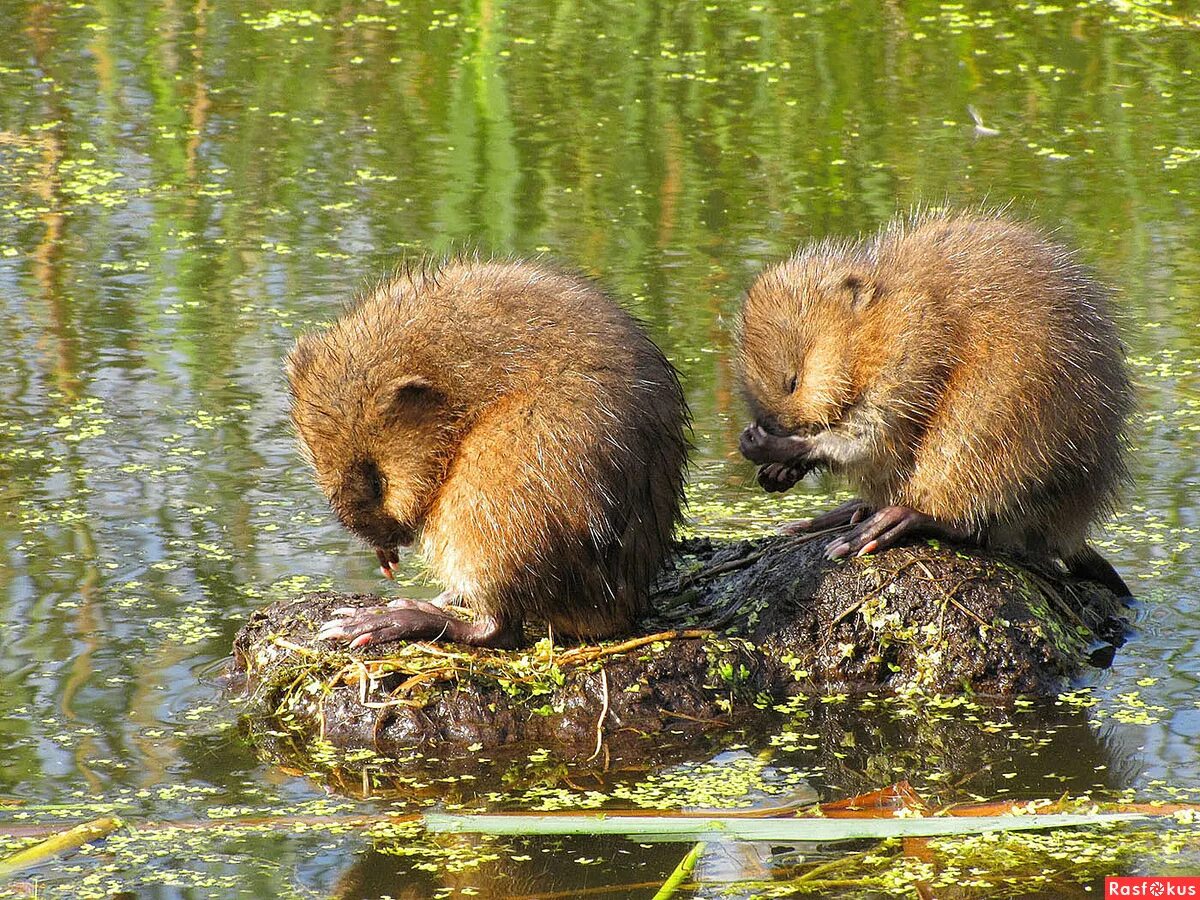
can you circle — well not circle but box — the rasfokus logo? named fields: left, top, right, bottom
left=1106, top=877, right=1200, bottom=897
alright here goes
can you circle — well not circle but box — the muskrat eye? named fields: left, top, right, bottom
left=787, top=374, right=799, bottom=394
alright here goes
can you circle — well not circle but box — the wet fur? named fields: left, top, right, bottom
left=737, top=210, right=1134, bottom=580
left=287, top=259, right=690, bottom=641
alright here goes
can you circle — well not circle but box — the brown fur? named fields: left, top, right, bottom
left=737, top=210, right=1133, bottom=569
left=286, top=259, right=690, bottom=642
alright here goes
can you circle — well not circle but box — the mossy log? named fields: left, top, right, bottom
left=230, top=535, right=1129, bottom=758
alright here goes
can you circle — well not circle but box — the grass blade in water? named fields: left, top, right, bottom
left=424, top=812, right=1145, bottom=842
left=651, top=841, right=705, bottom=900
left=0, top=816, right=123, bottom=878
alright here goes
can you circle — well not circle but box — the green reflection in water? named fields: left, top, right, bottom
left=0, top=0, right=1197, bottom=895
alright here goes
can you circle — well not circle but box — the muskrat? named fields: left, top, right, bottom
left=736, top=210, right=1134, bottom=596
left=286, top=259, right=690, bottom=649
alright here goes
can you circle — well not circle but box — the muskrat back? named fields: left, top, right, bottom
left=287, top=259, right=690, bottom=648
left=737, top=210, right=1133, bottom=594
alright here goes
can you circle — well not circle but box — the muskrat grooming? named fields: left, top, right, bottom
left=286, top=259, right=690, bottom=649
left=736, top=210, right=1134, bottom=596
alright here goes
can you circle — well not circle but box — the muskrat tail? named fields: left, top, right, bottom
left=1063, top=544, right=1132, bottom=598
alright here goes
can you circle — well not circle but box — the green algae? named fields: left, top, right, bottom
left=0, top=0, right=1196, bottom=895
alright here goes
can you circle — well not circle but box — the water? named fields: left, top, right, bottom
left=0, top=0, right=1197, bottom=896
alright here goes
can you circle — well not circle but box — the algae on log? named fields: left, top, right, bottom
left=230, top=536, right=1129, bottom=757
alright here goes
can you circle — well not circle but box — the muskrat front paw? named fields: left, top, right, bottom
left=757, top=462, right=807, bottom=493
left=375, top=547, right=401, bottom=579
left=739, top=422, right=813, bottom=467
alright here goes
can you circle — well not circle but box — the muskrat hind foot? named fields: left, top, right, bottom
left=318, top=599, right=519, bottom=649
left=780, top=498, right=873, bottom=535
left=824, top=505, right=971, bottom=560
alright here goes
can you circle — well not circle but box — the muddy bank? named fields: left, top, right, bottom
left=230, top=535, right=1130, bottom=758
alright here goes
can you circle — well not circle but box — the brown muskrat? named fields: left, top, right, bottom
left=286, top=259, right=690, bottom=649
left=736, top=210, right=1134, bottom=596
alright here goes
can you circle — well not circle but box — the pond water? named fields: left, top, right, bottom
left=0, top=0, right=1198, bottom=896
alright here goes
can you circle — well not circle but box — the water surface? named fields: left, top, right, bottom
left=0, top=0, right=1198, bottom=896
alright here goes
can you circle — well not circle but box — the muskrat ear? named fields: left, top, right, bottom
left=378, top=375, right=443, bottom=419
left=840, top=273, right=882, bottom=311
